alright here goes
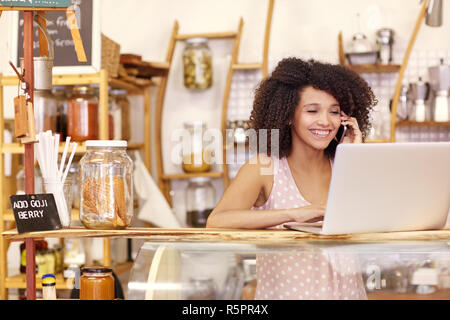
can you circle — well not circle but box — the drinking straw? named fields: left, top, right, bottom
left=62, top=142, right=77, bottom=184
left=58, top=136, right=71, bottom=179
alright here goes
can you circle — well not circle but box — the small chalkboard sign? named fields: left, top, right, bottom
left=10, top=194, right=62, bottom=234
left=9, top=0, right=100, bottom=74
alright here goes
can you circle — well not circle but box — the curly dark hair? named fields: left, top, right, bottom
left=250, top=57, right=377, bottom=158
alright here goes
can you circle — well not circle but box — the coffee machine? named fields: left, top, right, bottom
left=407, top=77, right=430, bottom=122
left=428, top=59, right=450, bottom=122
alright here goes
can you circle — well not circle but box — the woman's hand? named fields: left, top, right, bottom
left=340, top=111, right=362, bottom=144
left=287, top=205, right=326, bottom=223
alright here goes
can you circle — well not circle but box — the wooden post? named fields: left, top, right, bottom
left=390, top=0, right=430, bottom=142
left=144, top=88, right=152, bottom=173
left=0, top=74, right=6, bottom=300
left=23, top=11, right=36, bottom=301
left=262, top=0, right=274, bottom=78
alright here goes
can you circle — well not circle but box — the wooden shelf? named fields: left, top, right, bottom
left=368, top=289, right=450, bottom=300
left=3, top=227, right=450, bottom=244
left=1, top=142, right=86, bottom=155
left=396, top=120, right=450, bottom=127
left=345, top=64, right=401, bottom=74
left=232, top=63, right=263, bottom=70
left=0, top=73, right=148, bottom=93
left=161, top=172, right=223, bottom=180
left=5, top=262, right=134, bottom=290
left=1, top=142, right=143, bottom=155
left=5, top=272, right=70, bottom=290
left=175, top=31, right=237, bottom=41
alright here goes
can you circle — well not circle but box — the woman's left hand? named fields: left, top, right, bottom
left=340, top=111, right=362, bottom=144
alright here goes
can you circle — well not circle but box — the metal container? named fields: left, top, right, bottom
left=33, top=15, right=54, bottom=91
left=428, top=59, right=450, bottom=92
left=397, top=85, right=409, bottom=120
left=408, top=78, right=431, bottom=122
left=425, top=0, right=443, bottom=27
left=376, top=28, right=395, bottom=64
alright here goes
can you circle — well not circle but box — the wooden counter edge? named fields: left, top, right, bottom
left=2, top=227, right=450, bottom=243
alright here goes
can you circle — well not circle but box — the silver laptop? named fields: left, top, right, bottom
left=284, top=142, right=450, bottom=235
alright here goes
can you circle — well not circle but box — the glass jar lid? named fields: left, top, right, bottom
left=185, top=37, right=208, bottom=45
left=81, top=266, right=113, bottom=274
left=109, top=89, right=127, bottom=96
left=73, top=86, right=95, bottom=95
left=184, top=120, right=207, bottom=130
left=86, top=140, right=127, bottom=148
left=188, top=177, right=212, bottom=184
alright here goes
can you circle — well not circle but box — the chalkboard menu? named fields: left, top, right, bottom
left=16, top=0, right=93, bottom=69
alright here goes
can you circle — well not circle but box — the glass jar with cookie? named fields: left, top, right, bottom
left=79, top=140, right=133, bottom=229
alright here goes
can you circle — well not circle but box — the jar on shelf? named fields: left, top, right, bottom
left=80, top=266, right=115, bottom=300
left=182, top=121, right=212, bottom=173
left=79, top=140, right=133, bottom=229
left=68, top=162, right=80, bottom=209
left=110, top=89, right=131, bottom=141
left=67, top=86, right=99, bottom=142
left=185, top=177, right=216, bottom=227
left=34, top=89, right=57, bottom=135
left=52, top=85, right=69, bottom=140
left=183, top=38, right=213, bottom=89
left=108, top=89, right=122, bottom=140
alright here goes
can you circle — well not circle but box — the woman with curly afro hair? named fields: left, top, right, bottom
left=207, top=57, right=377, bottom=300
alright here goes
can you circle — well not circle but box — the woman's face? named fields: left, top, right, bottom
left=291, top=86, right=341, bottom=151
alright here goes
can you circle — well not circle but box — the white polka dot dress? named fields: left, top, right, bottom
left=253, top=157, right=367, bottom=300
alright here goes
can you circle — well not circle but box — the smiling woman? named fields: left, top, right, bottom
left=206, top=57, right=378, bottom=300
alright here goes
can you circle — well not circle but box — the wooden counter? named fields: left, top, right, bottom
left=3, top=227, right=450, bottom=244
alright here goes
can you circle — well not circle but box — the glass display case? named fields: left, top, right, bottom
left=128, top=240, right=450, bottom=300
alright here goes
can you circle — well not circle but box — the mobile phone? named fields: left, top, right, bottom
left=336, top=125, right=348, bottom=143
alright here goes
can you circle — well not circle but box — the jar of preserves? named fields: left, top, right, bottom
left=67, top=86, right=99, bottom=142
left=183, top=38, right=213, bottom=89
left=80, top=266, right=115, bottom=300
left=185, top=177, right=216, bottom=227
left=53, top=85, right=69, bottom=140
left=80, top=140, right=133, bottom=229
left=182, top=121, right=212, bottom=173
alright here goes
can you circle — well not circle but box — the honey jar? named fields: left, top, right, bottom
left=80, top=266, right=115, bottom=300
left=182, top=121, right=212, bottom=173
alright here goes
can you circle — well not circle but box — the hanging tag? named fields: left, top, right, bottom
left=14, top=95, right=28, bottom=138
left=21, top=101, right=37, bottom=144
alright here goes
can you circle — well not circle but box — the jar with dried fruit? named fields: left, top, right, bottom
left=79, top=140, right=133, bottom=229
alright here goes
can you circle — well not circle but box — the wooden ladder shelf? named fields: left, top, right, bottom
left=155, top=0, right=274, bottom=205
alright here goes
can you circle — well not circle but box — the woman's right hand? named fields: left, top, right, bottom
left=287, top=205, right=326, bottom=223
